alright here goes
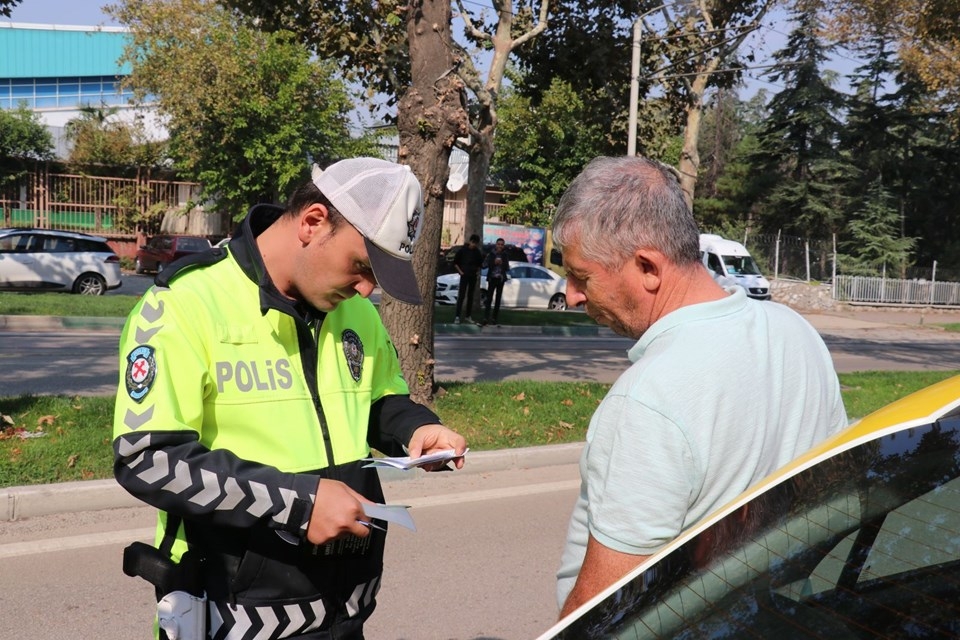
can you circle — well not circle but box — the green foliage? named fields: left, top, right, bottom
left=218, top=0, right=410, bottom=99
left=842, top=179, right=916, bottom=274
left=0, top=104, right=55, bottom=170
left=0, top=0, right=21, bottom=18
left=0, top=292, right=139, bottom=317
left=0, top=290, right=597, bottom=327
left=65, top=105, right=166, bottom=170
left=5, top=370, right=959, bottom=485
left=491, top=79, right=609, bottom=225
left=0, top=395, right=116, bottom=486
left=838, top=370, right=959, bottom=421
left=110, top=0, right=379, bottom=217
left=510, top=0, right=683, bottom=157
left=0, top=104, right=52, bottom=201
left=838, top=36, right=955, bottom=271
left=435, top=381, right=605, bottom=450
left=750, top=9, right=853, bottom=237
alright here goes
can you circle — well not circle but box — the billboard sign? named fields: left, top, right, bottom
left=483, top=222, right=545, bottom=265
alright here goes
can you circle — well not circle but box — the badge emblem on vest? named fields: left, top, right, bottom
left=341, top=329, right=364, bottom=382
left=125, top=345, right=157, bottom=402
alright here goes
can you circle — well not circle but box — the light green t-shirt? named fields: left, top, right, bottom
left=556, top=287, right=848, bottom=608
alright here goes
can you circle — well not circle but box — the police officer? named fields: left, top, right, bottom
left=113, top=158, right=466, bottom=639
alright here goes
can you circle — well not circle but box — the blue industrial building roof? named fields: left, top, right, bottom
left=0, top=23, right=130, bottom=79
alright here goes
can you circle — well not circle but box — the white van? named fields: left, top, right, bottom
left=699, top=234, right=771, bottom=300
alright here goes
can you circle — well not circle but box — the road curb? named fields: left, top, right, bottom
left=0, top=442, right=584, bottom=522
left=0, top=315, right=616, bottom=337
left=0, top=315, right=125, bottom=332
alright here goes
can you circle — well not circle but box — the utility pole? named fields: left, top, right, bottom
left=627, top=3, right=672, bottom=156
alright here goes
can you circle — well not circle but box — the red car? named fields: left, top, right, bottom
left=135, top=235, right=211, bottom=274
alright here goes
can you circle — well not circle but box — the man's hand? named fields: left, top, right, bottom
left=408, top=424, right=467, bottom=471
left=306, top=479, right=373, bottom=545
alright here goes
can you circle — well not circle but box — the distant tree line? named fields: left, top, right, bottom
left=5, top=0, right=960, bottom=401
left=492, top=1, right=960, bottom=277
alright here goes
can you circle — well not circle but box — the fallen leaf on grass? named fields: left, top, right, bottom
left=38, top=415, right=56, bottom=427
left=560, top=399, right=574, bottom=406
left=67, top=454, right=78, bottom=468
left=513, top=392, right=526, bottom=401
left=559, top=420, right=574, bottom=429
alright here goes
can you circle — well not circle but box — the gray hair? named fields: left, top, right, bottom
left=552, top=156, right=701, bottom=269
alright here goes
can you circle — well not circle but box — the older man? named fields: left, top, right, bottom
left=554, top=156, right=848, bottom=617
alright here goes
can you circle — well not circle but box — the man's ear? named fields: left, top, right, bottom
left=634, top=249, right=665, bottom=292
left=298, top=203, right=329, bottom=244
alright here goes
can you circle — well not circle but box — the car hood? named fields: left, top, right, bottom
left=730, top=273, right=770, bottom=288
left=436, top=273, right=460, bottom=286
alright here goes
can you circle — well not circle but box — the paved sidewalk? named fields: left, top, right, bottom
left=6, top=303, right=960, bottom=335
left=0, top=442, right=584, bottom=522
left=0, top=313, right=622, bottom=336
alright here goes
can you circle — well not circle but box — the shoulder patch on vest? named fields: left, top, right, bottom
left=341, top=329, right=364, bottom=382
left=125, top=345, right=157, bottom=402
left=155, top=247, right=229, bottom=287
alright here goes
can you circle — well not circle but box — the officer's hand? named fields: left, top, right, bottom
left=408, top=424, right=467, bottom=471
left=306, top=479, right=372, bottom=545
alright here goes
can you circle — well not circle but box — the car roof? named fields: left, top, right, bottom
left=0, top=228, right=109, bottom=242
left=538, top=373, right=960, bottom=637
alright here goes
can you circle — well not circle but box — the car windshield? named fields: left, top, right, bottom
left=546, top=414, right=960, bottom=639
left=722, top=255, right=762, bottom=276
left=178, top=237, right=210, bottom=251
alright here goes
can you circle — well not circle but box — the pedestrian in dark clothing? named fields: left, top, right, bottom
left=453, top=233, right=484, bottom=324
left=483, top=238, right=509, bottom=325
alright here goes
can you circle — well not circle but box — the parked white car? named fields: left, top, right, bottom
left=435, top=261, right=568, bottom=310
left=0, top=228, right=122, bottom=295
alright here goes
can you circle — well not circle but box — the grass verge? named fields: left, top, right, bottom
left=0, top=292, right=139, bottom=317
left=3, top=370, right=958, bottom=487
left=0, top=292, right=596, bottom=327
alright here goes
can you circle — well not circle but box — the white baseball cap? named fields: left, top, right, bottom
left=312, top=158, right=424, bottom=304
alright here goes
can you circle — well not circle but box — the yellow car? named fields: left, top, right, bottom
left=539, top=375, right=960, bottom=639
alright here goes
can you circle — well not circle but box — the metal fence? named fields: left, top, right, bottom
left=743, top=232, right=836, bottom=283
left=0, top=167, right=203, bottom=238
left=834, top=275, right=960, bottom=306
left=3, top=164, right=504, bottom=247
left=711, top=229, right=960, bottom=307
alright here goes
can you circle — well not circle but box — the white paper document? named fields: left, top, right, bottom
left=362, top=448, right=468, bottom=471
left=362, top=502, right=417, bottom=532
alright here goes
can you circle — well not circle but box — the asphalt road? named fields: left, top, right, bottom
left=3, top=322, right=960, bottom=397
left=0, top=463, right=580, bottom=640
left=3, top=296, right=960, bottom=638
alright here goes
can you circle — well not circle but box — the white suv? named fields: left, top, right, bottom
left=0, top=229, right=122, bottom=295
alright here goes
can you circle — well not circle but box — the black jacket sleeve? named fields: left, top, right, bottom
left=114, top=430, right=318, bottom=535
left=366, top=395, right=441, bottom=456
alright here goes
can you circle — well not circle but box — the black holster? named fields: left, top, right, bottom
left=123, top=541, right=204, bottom=598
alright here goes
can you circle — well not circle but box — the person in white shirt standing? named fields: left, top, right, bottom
left=553, top=155, right=848, bottom=618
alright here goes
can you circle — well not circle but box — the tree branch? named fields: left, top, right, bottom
left=510, top=0, right=550, bottom=49
left=455, top=0, right=490, bottom=42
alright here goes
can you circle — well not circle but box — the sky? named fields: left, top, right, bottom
left=4, top=0, right=854, bottom=103
left=4, top=0, right=117, bottom=26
